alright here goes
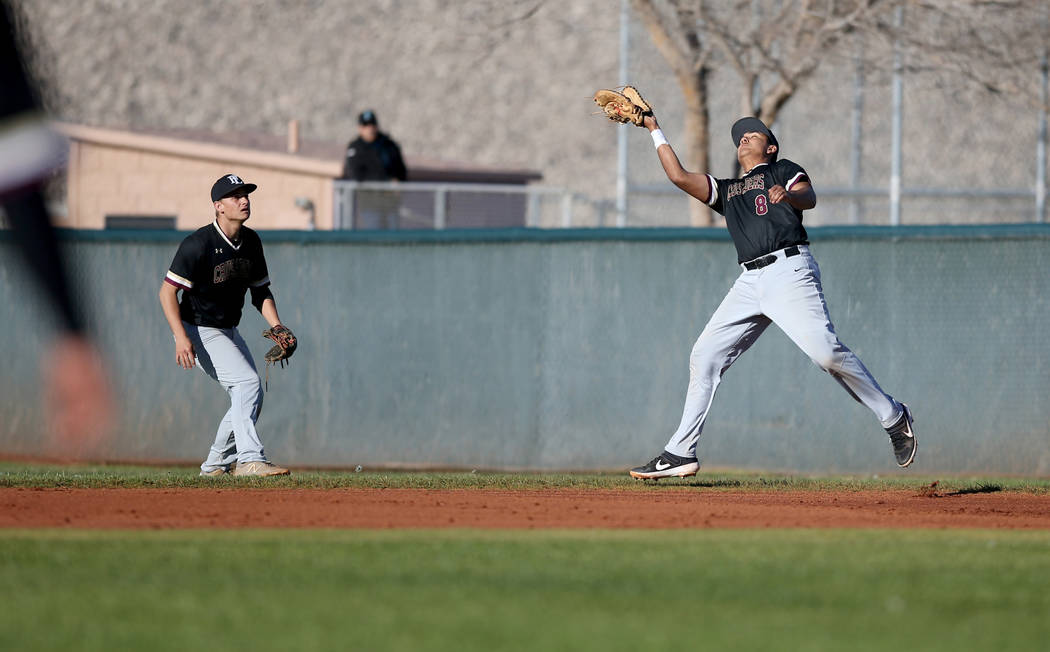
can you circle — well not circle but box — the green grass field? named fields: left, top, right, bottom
left=2, top=462, right=1049, bottom=651
left=3, top=460, right=1049, bottom=492
left=2, top=529, right=1048, bottom=651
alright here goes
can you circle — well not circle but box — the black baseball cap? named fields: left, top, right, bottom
left=211, top=173, right=257, bottom=202
left=731, top=117, right=778, bottom=152
left=358, top=110, right=378, bottom=126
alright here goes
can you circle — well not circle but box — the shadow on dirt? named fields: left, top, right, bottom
left=948, top=483, right=1003, bottom=496
left=918, top=480, right=1003, bottom=498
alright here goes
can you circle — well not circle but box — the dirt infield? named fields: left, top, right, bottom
left=3, top=487, right=1050, bottom=529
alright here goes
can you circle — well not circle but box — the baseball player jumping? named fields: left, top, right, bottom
left=599, top=92, right=916, bottom=479
left=158, top=174, right=294, bottom=477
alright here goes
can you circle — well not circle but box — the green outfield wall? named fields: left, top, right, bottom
left=2, top=225, right=1048, bottom=474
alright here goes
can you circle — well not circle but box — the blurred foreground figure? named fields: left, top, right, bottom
left=1, top=0, right=113, bottom=451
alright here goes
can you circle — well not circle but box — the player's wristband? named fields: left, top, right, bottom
left=651, top=129, right=668, bottom=149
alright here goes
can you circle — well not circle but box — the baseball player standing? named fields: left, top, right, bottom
left=629, top=109, right=916, bottom=479
left=158, top=174, right=292, bottom=477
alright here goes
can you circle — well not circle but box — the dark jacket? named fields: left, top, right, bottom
left=341, top=133, right=407, bottom=181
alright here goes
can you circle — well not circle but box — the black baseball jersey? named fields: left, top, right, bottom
left=164, top=221, right=271, bottom=328
left=705, top=159, right=811, bottom=264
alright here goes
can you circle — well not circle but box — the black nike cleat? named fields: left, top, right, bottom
left=629, top=450, right=700, bottom=479
left=885, top=403, right=917, bottom=468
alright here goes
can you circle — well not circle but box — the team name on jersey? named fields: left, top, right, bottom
left=213, top=258, right=253, bottom=284
left=726, top=175, right=766, bottom=201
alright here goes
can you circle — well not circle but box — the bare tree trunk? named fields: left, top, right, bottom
left=681, top=67, right=713, bottom=226
left=631, top=0, right=715, bottom=227
left=740, top=73, right=757, bottom=117
left=758, top=78, right=795, bottom=126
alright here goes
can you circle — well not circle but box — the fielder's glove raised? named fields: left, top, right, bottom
left=262, top=324, right=297, bottom=389
left=593, top=86, right=654, bottom=126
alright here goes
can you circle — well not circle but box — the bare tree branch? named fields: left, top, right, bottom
left=631, top=0, right=717, bottom=225
left=862, top=0, right=1046, bottom=107
left=631, top=0, right=692, bottom=76
left=628, top=0, right=1047, bottom=219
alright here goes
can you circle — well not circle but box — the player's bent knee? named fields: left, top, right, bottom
left=808, top=347, right=844, bottom=373
left=689, top=350, right=725, bottom=379
left=232, top=375, right=263, bottom=402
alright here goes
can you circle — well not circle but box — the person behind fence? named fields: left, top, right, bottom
left=340, top=109, right=407, bottom=229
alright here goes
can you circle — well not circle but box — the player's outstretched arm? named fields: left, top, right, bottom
left=644, top=115, right=712, bottom=204
left=158, top=282, right=195, bottom=369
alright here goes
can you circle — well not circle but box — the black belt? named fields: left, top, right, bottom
left=742, top=245, right=801, bottom=271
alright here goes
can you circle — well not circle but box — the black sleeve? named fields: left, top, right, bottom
left=388, top=140, right=407, bottom=181
left=250, top=285, right=274, bottom=312
left=0, top=1, right=40, bottom=119
left=247, top=234, right=272, bottom=311
left=248, top=234, right=270, bottom=289
left=0, top=4, right=82, bottom=333
left=3, top=190, right=83, bottom=332
left=164, top=235, right=202, bottom=290
left=340, top=141, right=355, bottom=180
left=774, top=159, right=810, bottom=191
left=707, top=175, right=727, bottom=216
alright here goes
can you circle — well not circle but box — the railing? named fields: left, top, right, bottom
left=334, top=180, right=1046, bottom=230
left=333, top=181, right=577, bottom=230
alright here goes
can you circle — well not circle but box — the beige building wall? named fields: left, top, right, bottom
left=57, top=124, right=338, bottom=230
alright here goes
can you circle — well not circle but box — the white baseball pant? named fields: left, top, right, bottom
left=183, top=323, right=269, bottom=472
left=664, top=245, right=904, bottom=459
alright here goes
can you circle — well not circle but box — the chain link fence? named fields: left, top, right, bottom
left=331, top=5, right=1047, bottom=230
left=610, top=6, right=1049, bottom=228
left=334, top=5, right=1049, bottom=232
left=333, top=181, right=619, bottom=230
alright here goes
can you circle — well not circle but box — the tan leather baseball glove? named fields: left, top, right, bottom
left=593, top=86, right=653, bottom=126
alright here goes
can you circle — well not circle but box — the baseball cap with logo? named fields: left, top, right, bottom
left=731, top=117, right=779, bottom=155
left=358, top=110, right=378, bottom=126
left=211, top=173, right=258, bottom=202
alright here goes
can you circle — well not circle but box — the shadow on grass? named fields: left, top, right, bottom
left=635, top=477, right=799, bottom=489
left=948, top=483, right=1003, bottom=496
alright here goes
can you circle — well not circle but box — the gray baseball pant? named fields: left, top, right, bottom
left=184, top=323, right=269, bottom=472
left=664, top=245, right=904, bottom=459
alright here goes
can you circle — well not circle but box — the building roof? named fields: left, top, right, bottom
left=55, top=123, right=542, bottom=184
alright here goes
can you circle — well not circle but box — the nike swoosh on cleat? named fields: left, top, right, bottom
left=654, top=461, right=671, bottom=471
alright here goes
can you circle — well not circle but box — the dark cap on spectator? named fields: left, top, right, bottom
left=211, top=173, right=257, bottom=202
left=358, top=110, right=378, bottom=126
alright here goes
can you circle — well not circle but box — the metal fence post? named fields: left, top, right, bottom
left=561, top=191, right=573, bottom=228
left=434, top=186, right=447, bottom=229
left=332, top=183, right=343, bottom=229
left=890, top=5, right=903, bottom=226
left=346, top=183, right=356, bottom=230
left=1037, top=11, right=1048, bottom=223
left=526, top=190, right=540, bottom=227
left=850, top=45, right=864, bottom=225
left=616, top=0, right=629, bottom=227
